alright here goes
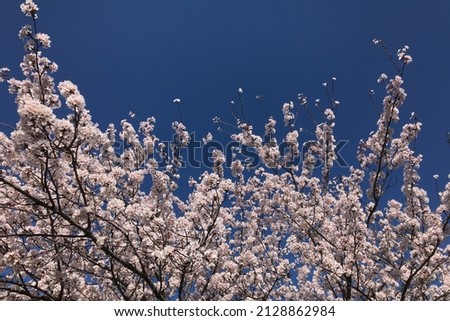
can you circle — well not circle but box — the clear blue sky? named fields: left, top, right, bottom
left=1, top=0, right=449, bottom=205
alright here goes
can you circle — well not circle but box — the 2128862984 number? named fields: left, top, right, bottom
left=256, top=305, right=335, bottom=317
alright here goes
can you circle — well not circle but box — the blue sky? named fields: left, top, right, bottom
left=0, top=0, right=449, bottom=205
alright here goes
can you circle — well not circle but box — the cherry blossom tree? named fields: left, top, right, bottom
left=0, top=1, right=449, bottom=300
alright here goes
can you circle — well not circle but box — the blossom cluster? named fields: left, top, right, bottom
left=20, top=0, right=38, bottom=18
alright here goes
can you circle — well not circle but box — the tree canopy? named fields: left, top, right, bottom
left=0, top=1, right=449, bottom=300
